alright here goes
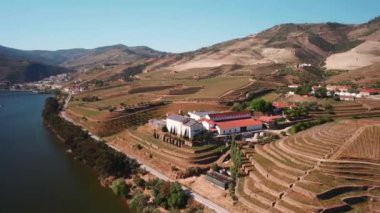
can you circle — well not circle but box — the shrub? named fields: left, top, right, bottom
left=110, top=178, right=130, bottom=197
left=133, top=175, right=146, bottom=189
left=211, top=163, right=220, bottom=172
left=129, top=193, right=150, bottom=212
left=134, top=144, right=143, bottom=150
left=290, top=117, right=333, bottom=134
left=184, top=167, right=203, bottom=178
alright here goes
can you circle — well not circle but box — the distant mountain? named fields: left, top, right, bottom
left=0, top=44, right=169, bottom=82
left=0, top=44, right=169, bottom=70
left=1, top=17, right=379, bottom=83
left=144, top=16, right=380, bottom=72
left=0, top=56, right=69, bottom=83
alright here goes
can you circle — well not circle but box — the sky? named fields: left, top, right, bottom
left=0, top=0, right=379, bottom=53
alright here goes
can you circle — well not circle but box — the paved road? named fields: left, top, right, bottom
left=60, top=94, right=230, bottom=213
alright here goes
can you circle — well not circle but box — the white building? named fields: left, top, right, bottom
left=166, top=114, right=204, bottom=139
left=188, top=111, right=216, bottom=121
left=205, top=111, right=251, bottom=122
left=288, top=84, right=301, bottom=89
left=215, top=119, right=263, bottom=135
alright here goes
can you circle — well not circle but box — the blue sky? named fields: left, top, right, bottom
left=0, top=0, right=379, bottom=53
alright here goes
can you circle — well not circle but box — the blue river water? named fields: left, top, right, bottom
left=0, top=91, right=127, bottom=213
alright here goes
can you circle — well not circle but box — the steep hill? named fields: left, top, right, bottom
left=144, top=17, right=380, bottom=72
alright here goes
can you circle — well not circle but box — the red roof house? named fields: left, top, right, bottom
left=215, top=119, right=262, bottom=135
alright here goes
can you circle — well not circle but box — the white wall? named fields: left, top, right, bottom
left=216, top=124, right=262, bottom=135
left=166, top=119, right=203, bottom=139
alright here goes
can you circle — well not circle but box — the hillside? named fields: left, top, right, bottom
left=0, top=56, right=69, bottom=83
left=143, top=17, right=380, bottom=72
left=237, top=120, right=380, bottom=212
left=0, top=44, right=169, bottom=70
left=0, top=44, right=168, bottom=83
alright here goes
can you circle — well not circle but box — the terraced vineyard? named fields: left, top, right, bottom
left=237, top=120, right=380, bottom=212
left=310, top=101, right=380, bottom=119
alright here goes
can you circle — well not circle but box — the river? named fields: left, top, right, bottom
left=0, top=91, right=127, bottom=213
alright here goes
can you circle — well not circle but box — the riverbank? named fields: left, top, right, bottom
left=0, top=91, right=128, bottom=213
left=45, top=95, right=209, bottom=212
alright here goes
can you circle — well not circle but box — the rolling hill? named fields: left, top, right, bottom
left=0, top=44, right=168, bottom=82
left=1, top=16, right=379, bottom=84
left=0, top=56, right=69, bottom=83
left=144, top=17, right=380, bottom=72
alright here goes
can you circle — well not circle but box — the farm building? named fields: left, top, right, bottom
left=205, top=171, right=234, bottom=190
left=166, top=114, right=204, bottom=139
left=200, top=119, right=217, bottom=131
left=288, top=84, right=301, bottom=89
left=258, top=115, right=285, bottom=128
left=205, top=111, right=251, bottom=122
left=188, top=111, right=216, bottom=121
left=326, top=85, right=351, bottom=93
left=272, top=101, right=296, bottom=109
left=215, top=118, right=263, bottom=135
left=359, top=88, right=380, bottom=96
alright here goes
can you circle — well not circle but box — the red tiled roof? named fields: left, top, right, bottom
left=207, top=111, right=251, bottom=119
left=216, top=119, right=262, bottom=129
left=360, top=88, right=380, bottom=93
left=272, top=102, right=295, bottom=109
left=258, top=115, right=284, bottom=123
left=199, top=118, right=216, bottom=124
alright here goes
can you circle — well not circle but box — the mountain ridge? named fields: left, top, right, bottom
left=1, top=16, right=379, bottom=83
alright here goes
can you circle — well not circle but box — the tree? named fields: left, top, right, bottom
left=314, top=87, right=327, bottom=98
left=153, top=180, right=171, bottom=208
left=129, top=193, right=149, bottom=212
left=110, top=178, right=130, bottom=197
left=250, top=99, right=273, bottom=114
left=133, top=175, right=146, bottom=189
left=168, top=182, right=188, bottom=209
left=285, top=107, right=308, bottom=120
left=295, top=85, right=312, bottom=95
left=94, top=79, right=104, bottom=87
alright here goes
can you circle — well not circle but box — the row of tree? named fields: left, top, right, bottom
left=43, top=97, right=140, bottom=178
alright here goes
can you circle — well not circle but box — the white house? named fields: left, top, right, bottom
left=166, top=114, right=204, bottom=139
left=201, top=119, right=216, bottom=131
left=188, top=111, right=216, bottom=121
left=288, top=84, right=301, bottom=89
left=214, top=119, right=263, bottom=135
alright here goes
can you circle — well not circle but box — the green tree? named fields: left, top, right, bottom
left=110, top=178, right=130, bottom=197
left=129, top=193, right=149, bottom=212
left=168, top=182, right=188, bottom=209
left=250, top=99, right=273, bottom=114
left=295, top=85, right=312, bottom=95
left=133, top=175, right=146, bottom=189
left=314, top=87, right=327, bottom=98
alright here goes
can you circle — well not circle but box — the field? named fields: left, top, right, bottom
left=236, top=119, right=380, bottom=212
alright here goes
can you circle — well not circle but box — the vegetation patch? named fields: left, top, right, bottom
left=128, top=85, right=175, bottom=94
left=290, top=117, right=333, bottom=134
left=43, top=97, right=140, bottom=178
left=168, top=87, right=202, bottom=95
